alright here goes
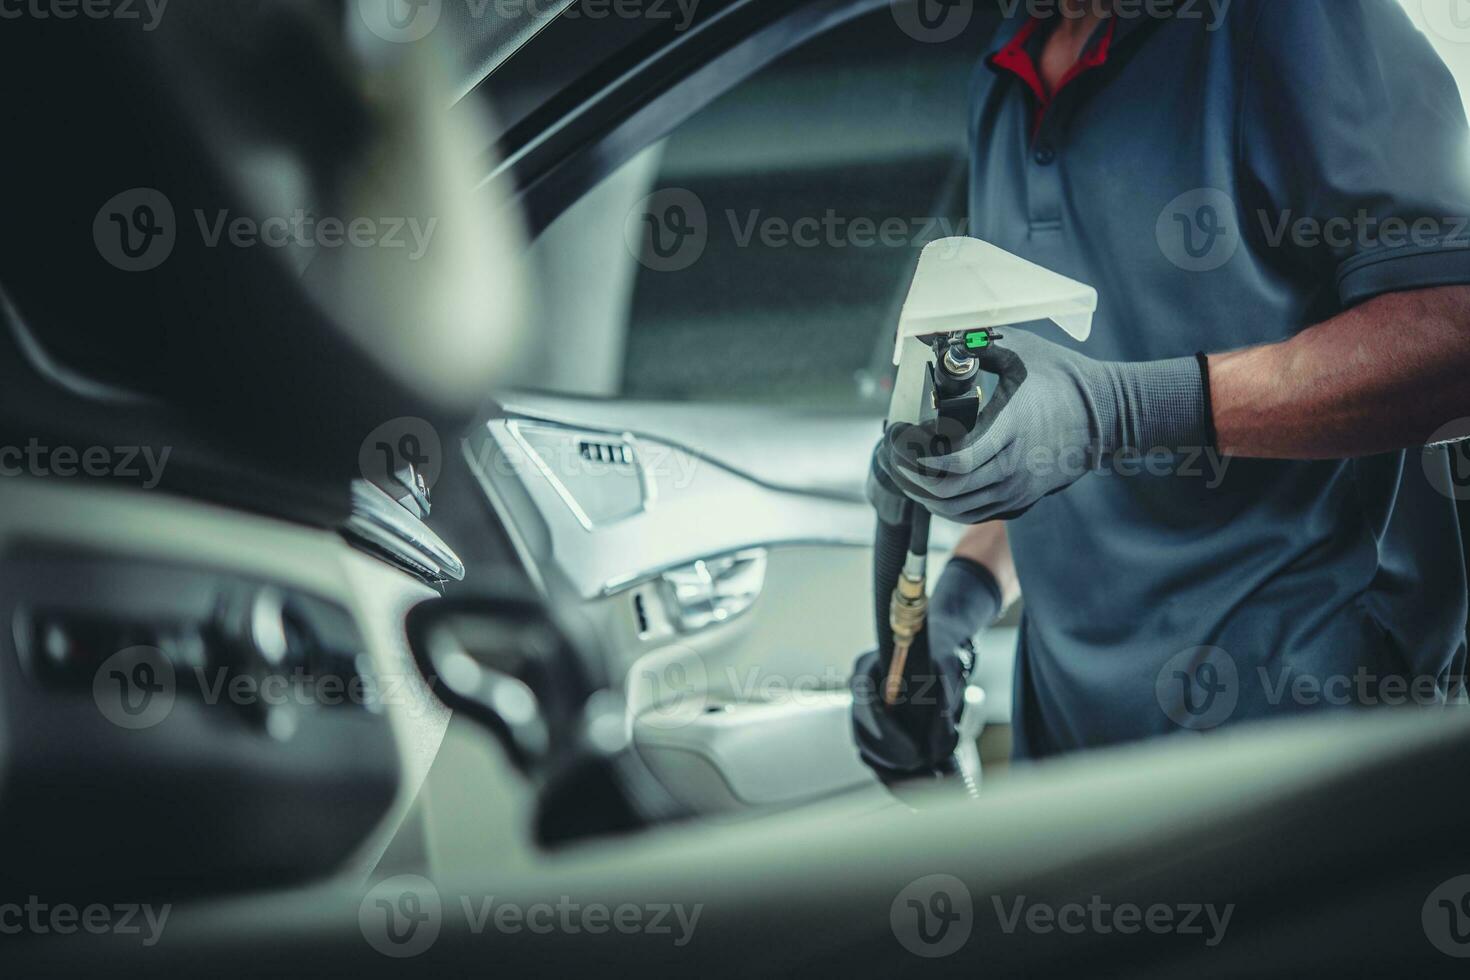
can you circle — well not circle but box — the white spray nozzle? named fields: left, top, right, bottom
left=892, top=237, right=1098, bottom=364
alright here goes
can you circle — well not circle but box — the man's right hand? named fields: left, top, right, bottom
left=874, top=330, right=1209, bottom=525
left=850, top=556, right=1003, bottom=780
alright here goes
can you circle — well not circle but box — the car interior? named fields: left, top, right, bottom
left=3, top=0, right=1470, bottom=976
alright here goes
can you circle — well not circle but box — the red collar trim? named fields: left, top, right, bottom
left=989, top=18, right=1046, bottom=108
left=989, top=17, right=1118, bottom=139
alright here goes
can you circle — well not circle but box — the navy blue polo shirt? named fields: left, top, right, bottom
left=968, top=0, right=1470, bottom=759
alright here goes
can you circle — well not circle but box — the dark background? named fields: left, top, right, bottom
left=619, top=7, right=1003, bottom=411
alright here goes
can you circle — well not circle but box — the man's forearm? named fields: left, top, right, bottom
left=951, top=522, right=1020, bottom=610
left=1208, top=286, right=1470, bottom=459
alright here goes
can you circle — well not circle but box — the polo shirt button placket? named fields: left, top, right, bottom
left=988, top=16, right=1119, bottom=234
left=1027, top=119, right=1064, bottom=233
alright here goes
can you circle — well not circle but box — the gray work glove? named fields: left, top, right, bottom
left=879, top=330, right=1209, bottom=524
left=866, top=440, right=912, bottom=526
left=851, top=557, right=1001, bottom=780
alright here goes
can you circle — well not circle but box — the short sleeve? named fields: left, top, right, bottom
left=1238, top=0, right=1470, bottom=307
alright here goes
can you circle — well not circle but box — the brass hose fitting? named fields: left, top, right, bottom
left=883, top=572, right=928, bottom=706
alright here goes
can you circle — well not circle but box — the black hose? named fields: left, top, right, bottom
left=863, top=350, right=986, bottom=789
left=908, top=507, right=931, bottom=558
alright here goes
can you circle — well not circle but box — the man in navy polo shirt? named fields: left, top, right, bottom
left=855, top=0, right=1470, bottom=770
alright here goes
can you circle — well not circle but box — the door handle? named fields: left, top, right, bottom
left=656, top=549, right=767, bottom=633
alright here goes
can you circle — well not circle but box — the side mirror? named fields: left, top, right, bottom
left=405, top=596, right=689, bottom=845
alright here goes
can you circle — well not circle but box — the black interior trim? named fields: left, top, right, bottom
left=476, top=0, right=891, bottom=236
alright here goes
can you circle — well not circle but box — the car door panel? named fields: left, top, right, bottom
left=466, top=396, right=1014, bottom=811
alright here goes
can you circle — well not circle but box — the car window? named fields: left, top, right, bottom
left=526, top=6, right=1000, bottom=412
